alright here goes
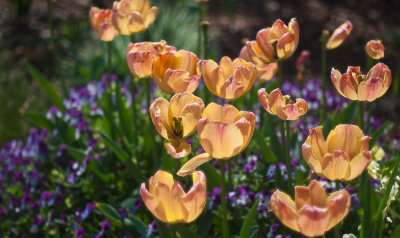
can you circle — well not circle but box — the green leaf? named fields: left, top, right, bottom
left=392, top=225, right=400, bottom=238
left=196, top=211, right=214, bottom=238
left=27, top=64, right=66, bottom=111
left=370, top=121, right=393, bottom=146
left=336, top=101, right=358, bottom=125
left=66, top=146, right=86, bottom=162
left=175, top=224, right=201, bottom=238
left=200, top=163, right=220, bottom=190
left=115, top=84, right=135, bottom=142
left=254, top=130, right=277, bottom=164
left=156, top=220, right=173, bottom=238
left=24, top=112, right=53, bottom=130
left=124, top=216, right=148, bottom=237
left=239, top=200, right=259, bottom=238
left=96, top=203, right=123, bottom=227
left=99, top=131, right=129, bottom=162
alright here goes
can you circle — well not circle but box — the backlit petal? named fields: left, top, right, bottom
left=177, top=153, right=213, bottom=176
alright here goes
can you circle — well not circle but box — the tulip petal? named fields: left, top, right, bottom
left=339, top=74, right=358, bottom=100
left=177, top=153, right=213, bottom=176
left=127, top=51, right=153, bottom=78
left=144, top=6, right=158, bottom=28
left=321, top=151, right=351, bottom=181
left=270, top=190, right=300, bottom=232
left=297, top=205, right=332, bottom=237
left=358, top=77, right=384, bottom=102
left=181, top=171, right=207, bottom=222
left=331, top=68, right=346, bottom=98
left=238, top=111, right=256, bottom=151
left=164, top=140, right=191, bottom=159
left=288, top=18, right=299, bottom=49
left=326, top=190, right=351, bottom=230
left=219, top=76, right=244, bottom=100
left=306, top=126, right=327, bottom=160
left=348, top=151, right=373, bottom=180
left=309, top=180, right=328, bottom=207
left=150, top=97, right=171, bottom=140
left=326, top=21, right=352, bottom=50
left=277, top=32, right=295, bottom=60
left=255, top=62, right=278, bottom=82
left=327, top=125, right=364, bottom=158
left=202, top=60, right=223, bottom=95
left=202, top=103, right=242, bottom=123
left=302, top=143, right=323, bottom=174
left=256, top=28, right=275, bottom=61
left=128, top=11, right=145, bottom=33
left=366, top=40, right=384, bottom=60
left=140, top=183, right=168, bottom=223
left=277, top=98, right=308, bottom=120
left=295, top=185, right=311, bottom=210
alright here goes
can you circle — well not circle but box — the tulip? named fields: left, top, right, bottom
left=152, top=50, right=201, bottom=94
left=89, top=7, right=119, bottom=41
left=178, top=103, right=255, bottom=176
left=112, top=0, right=158, bottom=35
left=302, top=125, right=373, bottom=181
left=366, top=40, right=384, bottom=60
left=127, top=41, right=176, bottom=78
left=326, top=21, right=352, bottom=50
left=239, top=44, right=278, bottom=82
left=331, top=63, right=391, bottom=102
left=258, top=88, right=308, bottom=120
left=140, top=170, right=207, bottom=223
left=269, top=180, right=351, bottom=237
left=150, top=93, right=204, bottom=158
left=246, top=18, right=299, bottom=63
left=202, top=56, right=256, bottom=100
left=296, top=50, right=310, bottom=80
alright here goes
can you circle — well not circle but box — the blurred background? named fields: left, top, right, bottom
left=1, top=0, right=400, bottom=143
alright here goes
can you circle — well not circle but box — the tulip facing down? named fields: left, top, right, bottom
left=127, top=41, right=176, bottom=78
left=112, top=0, right=158, bottom=35
left=365, top=40, right=384, bottom=60
left=152, top=50, right=201, bottom=94
left=269, top=180, right=351, bottom=237
left=331, top=63, right=391, bottom=102
left=150, top=93, right=204, bottom=158
left=141, top=170, right=207, bottom=223
left=202, top=56, right=256, bottom=100
left=89, top=7, right=119, bottom=41
left=258, top=88, right=308, bottom=120
left=326, top=21, right=352, bottom=50
left=178, top=103, right=256, bottom=176
left=302, top=125, right=373, bottom=181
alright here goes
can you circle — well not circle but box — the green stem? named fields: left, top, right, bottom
left=361, top=171, right=371, bottom=238
left=334, top=182, right=341, bottom=238
left=277, top=60, right=283, bottom=87
left=366, top=103, right=372, bottom=133
left=130, top=78, right=138, bottom=145
left=219, top=161, right=229, bottom=238
left=321, top=46, right=327, bottom=120
left=107, top=42, right=112, bottom=76
left=146, top=79, right=158, bottom=167
left=285, top=120, right=292, bottom=188
left=358, top=101, right=364, bottom=130
left=130, top=34, right=135, bottom=43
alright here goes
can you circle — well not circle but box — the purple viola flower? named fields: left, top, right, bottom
left=266, top=164, right=276, bottom=180
left=75, top=226, right=84, bottom=238
left=101, top=220, right=112, bottom=233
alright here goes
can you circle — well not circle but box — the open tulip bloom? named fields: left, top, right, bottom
left=365, top=40, right=384, bottom=60
left=178, top=103, right=255, bottom=176
left=331, top=63, right=391, bottom=102
left=239, top=45, right=278, bottom=82
left=302, top=125, right=373, bottom=181
left=140, top=170, right=207, bottom=223
left=89, top=7, right=119, bottom=41
left=269, top=180, right=351, bottom=237
left=325, top=21, right=353, bottom=50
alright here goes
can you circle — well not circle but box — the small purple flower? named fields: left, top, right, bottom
left=101, top=220, right=112, bottom=233
left=75, top=226, right=84, bottom=238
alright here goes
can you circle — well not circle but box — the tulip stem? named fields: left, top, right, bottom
left=358, top=101, right=364, bottom=130
left=277, top=60, right=283, bottom=87
left=107, top=41, right=112, bottom=75
left=366, top=103, right=372, bottom=133
left=219, top=161, right=229, bottom=238
left=147, top=78, right=158, bottom=167
left=320, top=46, right=327, bottom=121
left=285, top=121, right=293, bottom=188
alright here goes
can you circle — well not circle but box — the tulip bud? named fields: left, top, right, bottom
left=326, top=21, right=352, bottom=50
left=365, top=40, right=384, bottom=60
left=89, top=7, right=119, bottom=41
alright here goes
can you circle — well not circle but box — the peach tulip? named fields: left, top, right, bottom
left=140, top=170, right=207, bottom=223
left=89, top=7, right=119, bottom=41
left=366, top=40, right=384, bottom=60
left=178, top=103, right=255, bottom=176
left=302, top=125, right=373, bottom=181
left=150, top=93, right=204, bottom=158
left=239, top=44, right=278, bottom=82
left=127, top=41, right=176, bottom=78
left=258, top=88, right=308, bottom=120
left=202, top=56, right=256, bottom=100
left=112, top=0, right=158, bottom=35
left=269, top=180, right=351, bottom=237
left=326, top=21, right=352, bottom=50
left=331, top=63, right=391, bottom=102
left=152, top=50, right=201, bottom=94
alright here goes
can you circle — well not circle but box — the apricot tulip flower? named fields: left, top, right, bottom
left=366, top=40, right=384, bottom=60
left=331, top=63, right=391, bottom=102
left=302, top=125, right=373, bottom=181
left=140, top=170, right=206, bottom=223
left=258, top=88, right=308, bottom=120
left=326, top=21, right=352, bottom=50
left=89, top=7, right=119, bottom=41
left=152, top=50, right=201, bottom=94
left=269, top=180, right=351, bottom=237
left=202, top=56, right=256, bottom=100
left=178, top=103, right=255, bottom=176
left=127, top=41, right=176, bottom=78
left=150, top=93, right=204, bottom=158
left=112, top=0, right=158, bottom=35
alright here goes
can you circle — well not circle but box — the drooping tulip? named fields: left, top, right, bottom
left=258, top=88, right=308, bottom=120
left=127, top=41, right=176, bottom=78
left=112, top=0, right=158, bottom=35
left=326, top=21, right=352, bottom=50
left=178, top=103, right=255, bottom=176
left=269, top=180, right=351, bottom=237
left=140, top=170, right=207, bottom=223
left=331, top=63, right=391, bottom=102
left=365, top=40, right=384, bottom=60
left=152, top=50, right=201, bottom=94
left=150, top=93, right=204, bottom=158
left=296, top=50, right=311, bottom=80
left=302, top=125, right=373, bottom=181
left=202, top=56, right=256, bottom=100
left=89, top=7, right=119, bottom=41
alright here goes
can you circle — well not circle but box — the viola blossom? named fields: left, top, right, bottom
left=269, top=180, right=351, bottom=237
left=89, top=7, right=119, bottom=41
left=112, top=0, right=158, bottom=35
left=325, top=21, right=353, bottom=50
left=150, top=93, right=204, bottom=158
left=331, top=63, right=391, bottom=102
left=258, top=88, right=308, bottom=120
left=366, top=40, right=384, bottom=60
left=140, top=170, right=207, bottom=223
left=178, top=103, right=255, bottom=176
left=127, top=41, right=176, bottom=78
left=239, top=44, right=278, bottom=82
left=152, top=50, right=201, bottom=94
left=302, top=125, right=373, bottom=181
left=202, top=56, right=256, bottom=100
left=246, top=18, right=299, bottom=63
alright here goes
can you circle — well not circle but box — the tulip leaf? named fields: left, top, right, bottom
left=200, top=163, right=220, bottom=189
left=66, top=146, right=86, bottom=163
left=196, top=211, right=215, bottom=238
left=156, top=220, right=173, bottom=238
left=175, top=224, right=201, bottom=238
left=239, top=199, right=259, bottom=238
left=254, top=130, right=277, bottom=164
left=370, top=121, right=393, bottom=146
left=335, top=101, right=358, bottom=125
left=99, top=131, right=129, bottom=162
left=24, top=112, right=54, bottom=130
left=96, top=202, right=123, bottom=227
left=115, top=84, right=135, bottom=143
left=124, top=216, right=148, bottom=237
left=392, top=225, right=400, bottom=238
